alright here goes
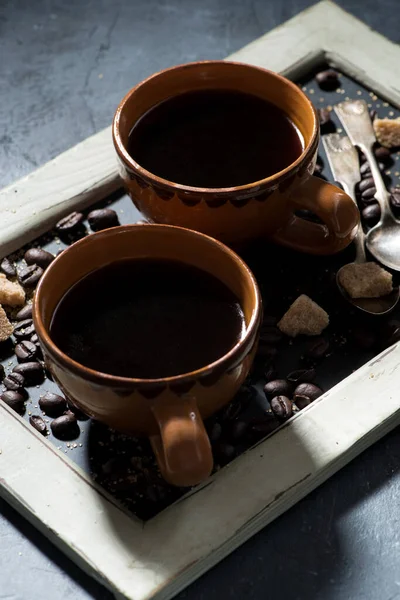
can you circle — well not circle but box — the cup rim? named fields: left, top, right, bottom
left=33, top=223, right=261, bottom=387
left=112, top=60, right=319, bottom=195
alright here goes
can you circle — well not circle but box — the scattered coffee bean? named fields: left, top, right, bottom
left=15, top=340, right=38, bottom=362
left=270, top=395, right=293, bottom=420
left=250, top=414, right=280, bottom=437
left=358, top=177, right=375, bottom=194
left=287, top=367, right=316, bottom=384
left=88, top=208, right=120, bottom=232
left=4, top=372, right=25, bottom=392
left=304, top=337, right=330, bottom=361
left=351, top=327, right=376, bottom=350
left=214, top=441, right=235, bottom=465
left=50, top=413, right=80, bottom=440
left=0, top=257, right=16, bottom=277
left=318, top=108, right=336, bottom=134
left=55, top=211, right=84, bottom=233
left=15, top=304, right=33, bottom=321
left=316, top=69, right=340, bottom=90
left=390, top=187, right=400, bottom=209
left=264, top=362, right=278, bottom=382
left=13, top=361, right=44, bottom=385
left=30, top=332, right=39, bottom=346
left=24, top=248, right=55, bottom=269
left=361, top=203, right=381, bottom=225
left=263, top=379, right=292, bottom=399
left=1, top=390, right=25, bottom=414
left=259, top=326, right=283, bottom=345
left=256, top=345, right=278, bottom=360
left=294, top=382, right=323, bottom=402
left=361, top=186, right=377, bottom=200
left=374, top=145, right=392, bottom=162
left=13, top=319, right=35, bottom=340
left=29, top=415, right=47, bottom=436
left=222, top=387, right=254, bottom=421
left=295, top=395, right=312, bottom=410
left=39, top=392, right=68, bottom=417
left=18, top=264, right=44, bottom=287
left=207, top=422, right=222, bottom=444
left=360, top=161, right=372, bottom=176
left=226, top=419, right=248, bottom=442
left=67, top=400, right=89, bottom=420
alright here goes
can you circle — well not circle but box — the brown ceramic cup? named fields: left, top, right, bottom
left=33, top=224, right=261, bottom=487
left=113, top=60, right=359, bottom=252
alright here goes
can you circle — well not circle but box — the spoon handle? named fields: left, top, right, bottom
left=334, top=100, right=394, bottom=225
left=322, top=133, right=366, bottom=263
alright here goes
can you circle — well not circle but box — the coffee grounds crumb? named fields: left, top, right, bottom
left=278, top=295, right=329, bottom=337
left=0, top=274, right=25, bottom=307
left=339, top=262, right=393, bottom=298
left=373, top=117, right=400, bottom=148
left=0, top=305, right=14, bottom=342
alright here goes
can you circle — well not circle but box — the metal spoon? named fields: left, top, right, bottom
left=335, top=99, right=400, bottom=272
left=323, top=133, right=399, bottom=315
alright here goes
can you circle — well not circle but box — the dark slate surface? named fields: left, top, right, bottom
left=2, top=1, right=400, bottom=599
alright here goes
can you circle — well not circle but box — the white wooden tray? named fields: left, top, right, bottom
left=2, top=2, right=400, bottom=599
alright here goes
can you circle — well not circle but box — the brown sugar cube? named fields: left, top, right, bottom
left=338, top=262, right=393, bottom=299
left=0, top=305, right=13, bottom=342
left=373, top=117, right=400, bottom=148
left=0, top=273, right=25, bottom=307
left=278, top=295, right=329, bottom=337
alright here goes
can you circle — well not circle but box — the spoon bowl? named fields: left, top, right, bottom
left=336, top=267, right=399, bottom=315
left=365, top=218, right=400, bottom=272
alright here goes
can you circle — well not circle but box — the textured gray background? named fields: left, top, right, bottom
left=2, top=1, right=400, bottom=599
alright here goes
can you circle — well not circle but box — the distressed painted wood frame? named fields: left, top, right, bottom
left=1, top=2, right=400, bottom=600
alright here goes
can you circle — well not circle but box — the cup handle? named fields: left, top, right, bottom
left=271, top=175, right=360, bottom=255
left=150, top=395, right=213, bottom=487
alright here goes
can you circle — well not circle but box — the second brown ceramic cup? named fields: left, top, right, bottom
left=113, top=60, right=359, bottom=252
left=33, top=224, right=261, bottom=487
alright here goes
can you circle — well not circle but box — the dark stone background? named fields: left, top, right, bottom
left=1, top=1, right=400, bottom=599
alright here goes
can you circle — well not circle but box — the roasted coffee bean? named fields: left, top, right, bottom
left=259, top=326, right=283, bottom=345
left=1, top=257, right=16, bottom=277
left=358, top=177, right=375, bottom=193
left=0, top=364, right=4, bottom=381
left=374, top=145, right=392, bottom=162
left=256, top=345, right=278, bottom=360
left=214, top=441, right=235, bottom=465
left=226, top=420, right=248, bottom=442
left=222, top=387, right=254, bottom=421
left=39, top=392, right=68, bottom=417
left=361, top=186, right=377, bottom=200
left=67, top=400, right=89, bottom=420
left=294, top=382, right=323, bottom=402
left=390, top=187, right=400, bottom=209
left=56, top=211, right=84, bottom=233
left=287, top=367, right=316, bottom=384
left=18, top=264, right=43, bottom=287
left=304, top=337, right=330, bottom=360
left=24, top=248, right=55, bottom=269
left=13, top=319, right=35, bottom=340
left=50, top=413, right=80, bottom=440
left=263, top=379, right=292, bottom=399
left=318, top=108, right=336, bottom=134
left=13, top=361, right=44, bottom=385
left=29, top=415, right=47, bottom=436
left=360, top=161, right=384, bottom=177
left=351, top=327, right=376, bottom=350
left=3, top=372, right=25, bottom=391
left=295, top=395, right=312, bottom=410
left=15, top=340, right=38, bottom=362
left=361, top=203, right=381, bottom=224
left=88, top=208, right=120, bottom=232
left=1, top=390, right=25, bottom=414
left=30, top=332, right=39, bottom=346
left=207, top=422, right=222, bottom=443
left=264, top=362, right=278, bottom=382
left=250, top=414, right=280, bottom=437
left=270, top=395, right=293, bottom=420
left=15, top=304, right=33, bottom=321
left=316, top=69, right=340, bottom=90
